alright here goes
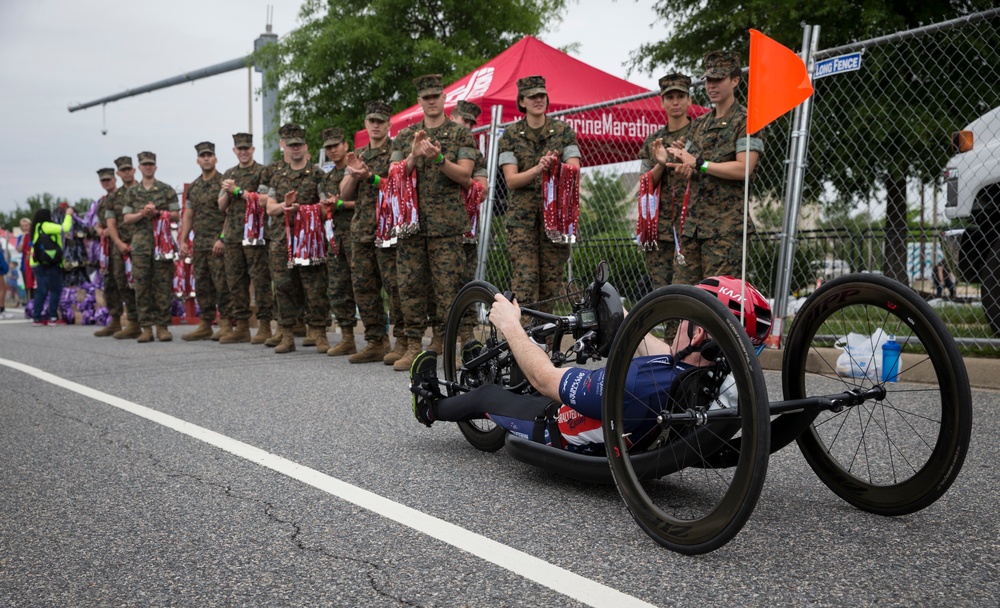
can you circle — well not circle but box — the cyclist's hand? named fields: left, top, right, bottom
left=489, top=292, right=522, bottom=334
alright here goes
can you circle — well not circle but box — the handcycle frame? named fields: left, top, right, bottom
left=438, top=264, right=972, bottom=554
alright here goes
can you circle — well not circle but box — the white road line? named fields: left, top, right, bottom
left=0, top=357, right=658, bottom=608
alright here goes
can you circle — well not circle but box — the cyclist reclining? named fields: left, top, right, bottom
left=410, top=276, right=771, bottom=454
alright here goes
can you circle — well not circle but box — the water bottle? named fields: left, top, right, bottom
left=882, top=335, right=901, bottom=382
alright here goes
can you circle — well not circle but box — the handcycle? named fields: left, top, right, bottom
left=432, top=262, right=972, bottom=554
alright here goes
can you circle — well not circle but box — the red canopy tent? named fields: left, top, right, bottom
left=353, top=36, right=673, bottom=166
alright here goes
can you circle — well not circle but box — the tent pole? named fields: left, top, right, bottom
left=476, top=104, right=503, bottom=283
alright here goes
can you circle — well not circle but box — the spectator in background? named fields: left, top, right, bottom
left=17, top=217, right=34, bottom=302
left=934, top=259, right=956, bottom=298
left=30, top=207, right=74, bottom=326
left=0, top=238, right=8, bottom=317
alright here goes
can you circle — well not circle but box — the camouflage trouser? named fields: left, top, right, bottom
left=224, top=243, right=274, bottom=322
left=130, top=246, right=173, bottom=327
left=193, top=249, right=232, bottom=321
left=506, top=224, right=570, bottom=314
left=271, top=241, right=328, bottom=329
left=327, top=237, right=357, bottom=328
left=106, top=247, right=136, bottom=318
left=462, top=241, right=478, bottom=287
left=397, top=234, right=465, bottom=341
left=351, top=241, right=386, bottom=342
left=672, top=232, right=744, bottom=286
left=644, top=240, right=677, bottom=289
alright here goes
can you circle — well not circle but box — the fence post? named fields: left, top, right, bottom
left=774, top=24, right=819, bottom=321
left=476, top=104, right=504, bottom=282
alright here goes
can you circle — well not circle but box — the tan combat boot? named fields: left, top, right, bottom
left=221, top=319, right=251, bottom=344
left=137, top=326, right=155, bottom=343
left=94, top=316, right=121, bottom=338
left=327, top=326, right=357, bottom=356
left=215, top=319, right=234, bottom=342
left=393, top=341, right=424, bottom=372
left=314, top=328, right=330, bottom=353
left=427, top=330, right=444, bottom=356
left=156, top=325, right=173, bottom=342
left=274, top=331, right=296, bottom=354
left=251, top=321, right=273, bottom=345
left=115, top=318, right=142, bottom=340
left=265, top=327, right=284, bottom=347
left=382, top=336, right=408, bottom=365
left=182, top=319, right=214, bottom=341
left=292, top=322, right=308, bottom=337
left=349, top=336, right=389, bottom=364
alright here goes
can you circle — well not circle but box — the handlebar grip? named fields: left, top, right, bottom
left=502, top=290, right=514, bottom=302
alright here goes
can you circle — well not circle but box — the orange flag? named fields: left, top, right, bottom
left=747, top=29, right=814, bottom=134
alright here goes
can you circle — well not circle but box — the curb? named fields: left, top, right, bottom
left=758, top=347, right=999, bottom=390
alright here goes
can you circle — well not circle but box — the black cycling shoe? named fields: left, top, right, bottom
left=409, top=350, right=441, bottom=427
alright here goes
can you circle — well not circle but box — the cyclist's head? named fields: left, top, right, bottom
left=695, top=276, right=772, bottom=347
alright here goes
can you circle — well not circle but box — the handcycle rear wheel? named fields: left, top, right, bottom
left=602, top=285, right=771, bottom=554
left=443, top=281, right=509, bottom=452
left=782, top=273, right=972, bottom=515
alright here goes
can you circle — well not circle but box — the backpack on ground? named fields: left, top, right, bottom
left=33, top=229, right=63, bottom=267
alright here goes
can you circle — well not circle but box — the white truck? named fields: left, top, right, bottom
left=943, top=106, right=1000, bottom=334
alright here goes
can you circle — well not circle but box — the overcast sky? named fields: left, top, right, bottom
left=0, top=0, right=665, bottom=219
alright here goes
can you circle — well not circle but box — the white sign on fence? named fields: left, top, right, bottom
left=814, top=52, right=863, bottom=80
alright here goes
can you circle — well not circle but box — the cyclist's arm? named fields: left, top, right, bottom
left=489, top=293, right=566, bottom=402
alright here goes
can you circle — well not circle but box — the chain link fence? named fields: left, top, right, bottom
left=469, top=8, right=1000, bottom=354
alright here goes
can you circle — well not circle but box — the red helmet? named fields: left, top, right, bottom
left=696, top=276, right=772, bottom=346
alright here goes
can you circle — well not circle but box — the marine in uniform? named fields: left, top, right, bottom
left=121, top=151, right=180, bottom=342
left=449, top=99, right=489, bottom=289
left=219, top=132, right=272, bottom=344
left=498, top=75, right=581, bottom=314
left=179, top=142, right=233, bottom=341
left=341, top=101, right=398, bottom=364
left=93, top=167, right=123, bottom=337
left=638, top=73, right=695, bottom=288
left=318, top=127, right=359, bottom=356
left=666, top=51, right=765, bottom=283
left=261, top=124, right=329, bottom=354
left=390, top=74, right=477, bottom=371
left=104, top=155, right=141, bottom=339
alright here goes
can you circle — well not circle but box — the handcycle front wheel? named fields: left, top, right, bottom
left=602, top=285, right=771, bottom=555
left=442, top=281, right=508, bottom=452
left=781, top=273, right=972, bottom=515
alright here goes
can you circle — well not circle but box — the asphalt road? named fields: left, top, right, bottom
left=1, top=318, right=997, bottom=607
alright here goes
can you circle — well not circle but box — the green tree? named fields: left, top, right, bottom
left=628, top=1, right=1000, bottom=283
left=256, top=0, right=568, bottom=155
left=0, top=194, right=91, bottom=232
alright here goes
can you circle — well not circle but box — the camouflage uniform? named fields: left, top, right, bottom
left=351, top=136, right=398, bottom=343
left=677, top=51, right=765, bottom=285
left=639, top=74, right=696, bottom=289
left=122, top=153, right=180, bottom=327
left=390, top=110, right=478, bottom=343
left=95, top=175, right=125, bottom=318
left=104, top=158, right=138, bottom=319
left=319, top=144, right=357, bottom=331
left=187, top=163, right=231, bottom=322
left=221, top=156, right=272, bottom=323
left=261, top=147, right=328, bottom=331
left=498, top=81, right=581, bottom=313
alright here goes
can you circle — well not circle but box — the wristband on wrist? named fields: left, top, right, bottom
left=234, top=187, right=242, bottom=197
left=219, top=232, right=225, bottom=241
left=434, top=153, right=444, bottom=165
left=700, top=160, right=710, bottom=174
left=370, top=174, right=380, bottom=186
left=336, top=199, right=344, bottom=210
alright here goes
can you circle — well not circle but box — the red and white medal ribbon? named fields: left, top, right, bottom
left=153, top=210, right=178, bottom=261
left=462, top=180, right=485, bottom=243
left=542, top=163, right=580, bottom=244
left=671, top=178, right=692, bottom=266
left=390, top=161, right=419, bottom=237
left=172, top=258, right=195, bottom=299
left=324, top=205, right=338, bottom=257
left=124, top=253, right=134, bottom=287
left=99, top=234, right=110, bottom=274
left=243, top=192, right=266, bottom=246
left=636, top=171, right=661, bottom=251
left=290, top=204, right=327, bottom=266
